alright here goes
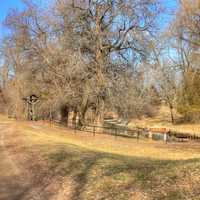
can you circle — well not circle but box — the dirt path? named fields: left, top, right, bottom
left=0, top=123, right=30, bottom=200
left=0, top=123, right=48, bottom=200
left=0, top=122, right=73, bottom=200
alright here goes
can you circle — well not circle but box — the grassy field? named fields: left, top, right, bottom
left=1, top=116, right=198, bottom=200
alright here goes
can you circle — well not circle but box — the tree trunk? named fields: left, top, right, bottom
left=72, top=109, right=78, bottom=127
left=60, top=105, right=69, bottom=126
left=169, top=104, right=175, bottom=124
left=95, top=100, right=105, bottom=132
left=78, top=105, right=88, bottom=128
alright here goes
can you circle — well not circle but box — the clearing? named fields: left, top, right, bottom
left=0, top=115, right=200, bottom=200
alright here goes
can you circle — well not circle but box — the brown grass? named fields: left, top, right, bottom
left=129, top=106, right=200, bottom=135
left=1, top=116, right=200, bottom=200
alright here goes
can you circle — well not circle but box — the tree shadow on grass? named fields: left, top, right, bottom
left=0, top=142, right=68, bottom=200
left=46, top=143, right=200, bottom=200
left=2, top=139, right=200, bottom=200
left=0, top=176, right=55, bottom=200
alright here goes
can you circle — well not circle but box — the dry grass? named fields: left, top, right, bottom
left=129, top=106, right=200, bottom=135
left=15, top=120, right=200, bottom=199
left=1, top=116, right=200, bottom=200
left=13, top=119, right=200, bottom=160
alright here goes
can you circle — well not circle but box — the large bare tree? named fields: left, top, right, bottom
left=0, top=0, right=161, bottom=125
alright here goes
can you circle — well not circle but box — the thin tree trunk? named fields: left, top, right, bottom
left=72, top=109, right=77, bottom=127
left=169, top=104, right=175, bottom=124
left=95, top=100, right=105, bottom=132
left=60, top=105, right=69, bottom=126
left=78, top=104, right=88, bottom=128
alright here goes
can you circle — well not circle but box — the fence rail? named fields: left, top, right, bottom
left=168, top=131, right=200, bottom=141
left=53, top=120, right=200, bottom=142
left=72, top=123, right=146, bottom=140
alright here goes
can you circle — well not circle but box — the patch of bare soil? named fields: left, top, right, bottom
left=0, top=122, right=74, bottom=200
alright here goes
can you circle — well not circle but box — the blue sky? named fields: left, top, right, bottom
left=0, top=0, right=25, bottom=37
left=0, top=0, right=178, bottom=38
left=0, top=0, right=51, bottom=38
left=0, top=0, right=24, bottom=20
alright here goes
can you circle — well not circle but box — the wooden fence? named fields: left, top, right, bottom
left=54, top=120, right=200, bottom=142
left=72, top=123, right=146, bottom=139
left=168, top=131, right=200, bottom=142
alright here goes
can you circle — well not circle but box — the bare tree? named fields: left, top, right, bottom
left=1, top=0, right=161, bottom=125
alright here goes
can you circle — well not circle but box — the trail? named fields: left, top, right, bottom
left=0, top=122, right=73, bottom=200
left=0, top=123, right=46, bottom=200
left=0, top=123, right=29, bottom=200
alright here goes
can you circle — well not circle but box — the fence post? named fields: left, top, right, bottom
left=137, top=131, right=139, bottom=142
left=164, top=132, right=168, bottom=144
left=74, top=122, right=77, bottom=134
left=148, top=129, right=153, bottom=139
left=93, top=126, right=96, bottom=137
left=115, top=128, right=117, bottom=139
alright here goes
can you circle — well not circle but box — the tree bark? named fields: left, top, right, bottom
left=60, top=105, right=69, bottom=126
left=169, top=104, right=175, bottom=124
left=72, top=109, right=78, bottom=127
left=78, top=103, right=88, bottom=128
